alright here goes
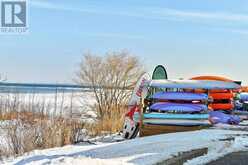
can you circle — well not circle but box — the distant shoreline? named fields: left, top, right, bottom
left=0, top=82, right=89, bottom=93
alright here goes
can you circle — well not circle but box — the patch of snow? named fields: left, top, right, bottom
left=87, top=133, right=125, bottom=144
left=185, top=136, right=248, bottom=165
left=2, top=128, right=248, bottom=165
left=0, top=92, right=96, bottom=119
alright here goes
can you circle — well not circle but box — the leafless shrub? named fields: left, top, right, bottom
left=1, top=115, right=85, bottom=158
left=77, top=51, right=145, bottom=134
left=0, top=91, right=86, bottom=159
left=6, top=120, right=26, bottom=155
left=0, top=145, right=10, bottom=161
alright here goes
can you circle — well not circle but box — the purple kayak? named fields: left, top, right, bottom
left=151, top=92, right=208, bottom=101
left=209, top=111, right=240, bottom=125
left=150, top=102, right=208, bottom=113
left=240, top=93, right=248, bottom=101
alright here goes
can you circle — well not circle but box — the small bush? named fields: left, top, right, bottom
left=86, top=106, right=126, bottom=136
left=77, top=51, right=145, bottom=136
left=1, top=116, right=85, bottom=158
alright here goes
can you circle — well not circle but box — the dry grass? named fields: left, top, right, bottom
left=0, top=111, right=45, bottom=122
left=0, top=92, right=86, bottom=159
left=0, top=89, right=128, bottom=159
left=1, top=115, right=85, bottom=158
left=86, top=106, right=126, bottom=136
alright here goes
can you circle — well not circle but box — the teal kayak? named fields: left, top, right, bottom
left=134, top=112, right=209, bottom=122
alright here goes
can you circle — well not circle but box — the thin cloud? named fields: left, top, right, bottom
left=212, top=27, right=248, bottom=36
left=31, top=1, right=248, bottom=22
left=30, top=1, right=106, bottom=14
left=83, top=32, right=145, bottom=40
left=229, top=29, right=248, bottom=35
left=31, top=0, right=248, bottom=39
left=29, top=1, right=179, bottom=23
left=153, top=8, right=248, bottom=22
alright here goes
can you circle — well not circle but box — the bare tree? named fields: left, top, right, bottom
left=77, top=51, right=145, bottom=122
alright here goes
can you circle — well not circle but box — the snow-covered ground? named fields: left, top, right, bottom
left=1, top=92, right=248, bottom=165
left=2, top=127, right=248, bottom=165
left=0, top=91, right=98, bottom=157
left=0, top=92, right=97, bottom=120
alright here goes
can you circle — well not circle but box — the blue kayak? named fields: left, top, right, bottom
left=151, top=92, right=208, bottom=101
left=150, top=102, right=208, bottom=113
left=209, top=111, right=240, bottom=125
left=143, top=122, right=210, bottom=127
left=239, top=93, right=248, bottom=101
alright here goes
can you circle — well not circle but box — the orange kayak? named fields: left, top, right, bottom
left=191, top=76, right=233, bottom=82
left=209, top=103, right=234, bottom=110
left=190, top=76, right=235, bottom=111
left=210, top=93, right=234, bottom=100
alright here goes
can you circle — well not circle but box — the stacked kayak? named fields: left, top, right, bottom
left=208, top=91, right=234, bottom=111
left=122, top=66, right=241, bottom=139
left=209, top=111, right=240, bottom=125
left=235, top=92, right=248, bottom=111
left=191, top=76, right=236, bottom=111
left=139, top=92, right=210, bottom=137
left=137, top=79, right=240, bottom=137
left=239, top=92, right=248, bottom=101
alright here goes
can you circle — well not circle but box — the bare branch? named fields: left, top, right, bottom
left=77, top=51, right=145, bottom=122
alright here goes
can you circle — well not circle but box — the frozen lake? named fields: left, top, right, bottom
left=0, top=82, right=93, bottom=93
